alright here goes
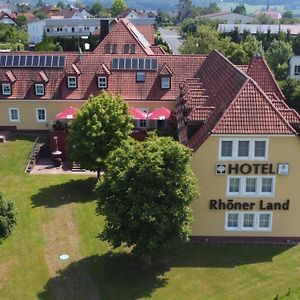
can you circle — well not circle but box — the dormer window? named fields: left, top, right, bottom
left=136, top=72, right=145, bottom=82
left=2, top=83, right=11, bottom=96
left=161, top=76, right=171, bottom=90
left=35, top=84, right=45, bottom=96
left=67, top=76, right=77, bottom=89
left=104, top=44, right=117, bottom=54
left=98, top=76, right=107, bottom=89
left=124, top=44, right=136, bottom=54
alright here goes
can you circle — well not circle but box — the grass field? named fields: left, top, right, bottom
left=0, top=136, right=300, bottom=299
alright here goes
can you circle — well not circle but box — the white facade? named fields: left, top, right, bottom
left=289, top=56, right=300, bottom=80
left=218, top=24, right=300, bottom=35
left=28, top=19, right=103, bottom=44
left=28, top=20, right=46, bottom=44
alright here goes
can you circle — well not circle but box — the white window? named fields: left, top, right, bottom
left=260, top=177, right=275, bottom=196
left=294, top=65, right=300, bottom=75
left=227, top=176, right=275, bottom=197
left=2, top=83, right=11, bottom=96
left=254, top=140, right=266, bottom=158
left=226, top=213, right=239, bottom=230
left=228, top=177, right=241, bottom=195
left=67, top=76, right=77, bottom=89
left=98, top=76, right=107, bottom=89
left=136, top=72, right=145, bottom=82
left=219, top=138, right=268, bottom=160
left=35, top=84, right=44, bottom=96
left=244, top=177, right=257, bottom=196
left=9, top=108, right=19, bottom=122
left=221, top=140, right=233, bottom=158
left=36, top=108, right=46, bottom=122
left=237, top=140, right=249, bottom=158
left=258, top=213, right=272, bottom=230
left=242, top=213, right=255, bottom=230
left=161, top=76, right=170, bottom=89
left=225, top=212, right=272, bottom=232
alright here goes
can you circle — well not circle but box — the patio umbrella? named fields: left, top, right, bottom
left=129, top=107, right=147, bottom=120
left=147, top=108, right=175, bottom=120
left=55, top=106, right=77, bottom=120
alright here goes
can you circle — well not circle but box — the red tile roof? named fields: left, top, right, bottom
left=212, top=80, right=295, bottom=134
left=247, top=54, right=284, bottom=99
left=135, top=24, right=155, bottom=45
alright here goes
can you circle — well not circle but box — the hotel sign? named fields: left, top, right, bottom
left=209, top=199, right=290, bottom=211
left=216, top=163, right=289, bottom=175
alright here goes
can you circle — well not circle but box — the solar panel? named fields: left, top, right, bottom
left=151, top=59, right=157, bottom=70
left=45, top=56, right=52, bottom=67
left=145, top=59, right=151, bottom=70
left=39, top=56, right=46, bottom=67
left=0, top=55, right=66, bottom=68
left=132, top=58, right=138, bottom=69
left=138, top=59, right=144, bottom=70
left=112, top=58, right=118, bottom=69
left=125, top=58, right=131, bottom=69
left=6, top=56, right=12, bottom=66
left=13, top=55, right=19, bottom=67
left=20, top=55, right=26, bottom=66
left=26, top=56, right=33, bottom=67
left=32, top=56, right=39, bottom=67
left=111, top=58, right=159, bottom=71
left=52, top=56, right=58, bottom=67
left=0, top=55, right=6, bottom=66
left=58, top=56, right=65, bottom=67
left=119, top=58, right=125, bottom=69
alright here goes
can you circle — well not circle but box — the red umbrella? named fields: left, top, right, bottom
left=129, top=107, right=147, bottom=120
left=147, top=108, right=175, bottom=120
left=55, top=106, right=77, bottom=120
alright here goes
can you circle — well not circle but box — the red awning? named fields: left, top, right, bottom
left=147, top=108, right=175, bottom=120
left=55, top=106, right=77, bottom=120
left=129, top=107, right=147, bottom=120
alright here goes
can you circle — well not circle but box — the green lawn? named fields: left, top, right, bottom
left=0, top=136, right=300, bottom=299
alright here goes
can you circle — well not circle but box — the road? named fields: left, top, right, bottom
left=158, top=28, right=182, bottom=54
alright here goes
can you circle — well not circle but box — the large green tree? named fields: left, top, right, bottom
left=0, top=193, right=17, bottom=239
left=96, top=134, right=198, bottom=264
left=68, top=91, right=133, bottom=178
left=265, top=40, right=293, bottom=80
left=110, top=0, right=126, bottom=17
left=89, top=1, right=105, bottom=17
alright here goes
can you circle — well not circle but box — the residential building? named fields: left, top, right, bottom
left=1, top=18, right=300, bottom=243
left=0, top=12, right=17, bottom=25
left=177, top=53, right=300, bottom=242
left=27, top=17, right=156, bottom=45
left=39, top=6, right=91, bottom=19
left=218, top=24, right=300, bottom=35
left=289, top=56, right=300, bottom=80
left=197, top=12, right=255, bottom=24
left=255, top=10, right=282, bottom=20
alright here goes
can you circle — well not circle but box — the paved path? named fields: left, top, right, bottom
left=158, top=27, right=183, bottom=54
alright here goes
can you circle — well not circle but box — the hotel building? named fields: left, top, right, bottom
left=1, top=17, right=300, bottom=242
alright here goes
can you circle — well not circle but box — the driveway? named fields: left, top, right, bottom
left=158, top=27, right=182, bottom=54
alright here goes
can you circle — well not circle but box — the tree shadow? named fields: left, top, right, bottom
left=38, top=243, right=294, bottom=300
left=31, top=177, right=98, bottom=208
left=165, top=242, right=295, bottom=268
left=38, top=252, right=168, bottom=300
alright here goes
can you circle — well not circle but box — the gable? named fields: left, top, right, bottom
left=212, top=80, right=295, bottom=135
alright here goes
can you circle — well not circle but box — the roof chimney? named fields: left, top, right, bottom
left=100, top=19, right=109, bottom=42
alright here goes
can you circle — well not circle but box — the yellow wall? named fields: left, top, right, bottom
left=191, top=134, right=300, bottom=237
left=0, top=100, right=175, bottom=130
